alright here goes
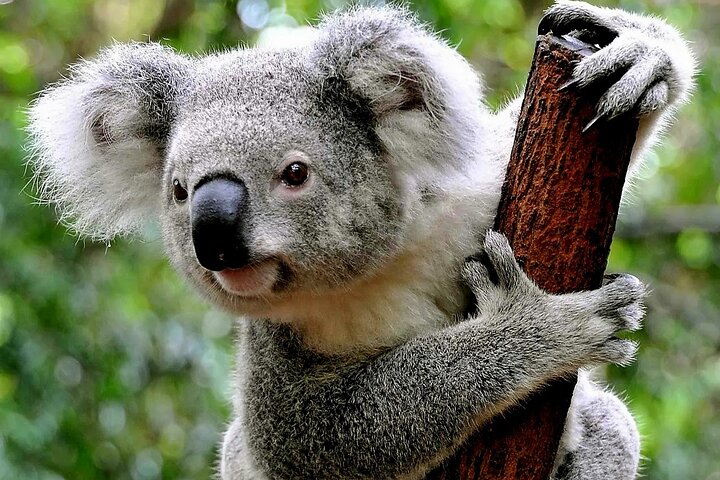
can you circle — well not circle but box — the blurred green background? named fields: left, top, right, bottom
left=0, top=0, right=717, bottom=479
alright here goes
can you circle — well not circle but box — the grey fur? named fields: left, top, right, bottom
left=26, top=1, right=694, bottom=479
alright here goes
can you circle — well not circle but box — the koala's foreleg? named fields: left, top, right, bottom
left=495, top=1, right=694, bottom=178
left=230, top=232, right=644, bottom=480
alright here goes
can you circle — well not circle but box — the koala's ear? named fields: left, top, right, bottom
left=28, top=43, right=191, bottom=241
left=312, top=7, right=484, bottom=172
left=313, top=7, right=446, bottom=116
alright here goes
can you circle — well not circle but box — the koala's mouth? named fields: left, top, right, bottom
left=213, top=259, right=280, bottom=297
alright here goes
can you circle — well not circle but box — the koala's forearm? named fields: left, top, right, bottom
left=241, top=316, right=582, bottom=479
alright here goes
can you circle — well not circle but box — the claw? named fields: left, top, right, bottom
left=583, top=113, right=604, bottom=132
left=537, top=12, right=555, bottom=35
left=557, top=77, right=581, bottom=92
left=537, top=4, right=618, bottom=46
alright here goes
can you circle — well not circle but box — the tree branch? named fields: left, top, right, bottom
left=427, top=33, right=640, bottom=480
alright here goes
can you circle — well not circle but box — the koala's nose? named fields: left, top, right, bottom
left=191, top=177, right=251, bottom=271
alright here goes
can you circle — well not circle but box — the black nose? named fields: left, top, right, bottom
left=191, top=177, right=250, bottom=271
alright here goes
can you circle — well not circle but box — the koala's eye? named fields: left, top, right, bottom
left=280, top=162, right=309, bottom=187
left=173, top=179, right=188, bottom=203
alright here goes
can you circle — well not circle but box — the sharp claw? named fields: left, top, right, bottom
left=557, top=77, right=581, bottom=92
left=537, top=13, right=555, bottom=35
left=583, top=113, right=604, bottom=132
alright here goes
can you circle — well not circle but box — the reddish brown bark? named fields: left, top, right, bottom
left=426, top=34, right=639, bottom=480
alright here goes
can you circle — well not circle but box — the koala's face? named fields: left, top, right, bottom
left=29, top=7, right=482, bottom=319
left=162, top=50, right=404, bottom=313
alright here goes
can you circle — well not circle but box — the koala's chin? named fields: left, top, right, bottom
left=212, top=260, right=282, bottom=298
left=189, top=263, right=284, bottom=319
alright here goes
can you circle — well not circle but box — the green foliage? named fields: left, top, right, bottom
left=0, top=1, right=717, bottom=479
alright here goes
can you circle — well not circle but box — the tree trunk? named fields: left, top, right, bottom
left=426, top=34, right=640, bottom=480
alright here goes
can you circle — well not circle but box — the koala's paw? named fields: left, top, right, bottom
left=539, top=0, right=695, bottom=127
left=564, top=273, right=646, bottom=366
left=462, top=230, right=646, bottom=369
left=543, top=271, right=646, bottom=368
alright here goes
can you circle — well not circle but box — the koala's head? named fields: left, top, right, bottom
left=28, top=7, right=485, bottom=318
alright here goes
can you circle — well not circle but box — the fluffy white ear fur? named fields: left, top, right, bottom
left=27, top=43, right=190, bottom=241
left=312, top=6, right=490, bottom=188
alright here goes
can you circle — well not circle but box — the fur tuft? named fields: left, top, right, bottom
left=27, top=43, right=191, bottom=240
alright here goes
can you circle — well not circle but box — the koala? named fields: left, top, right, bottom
left=27, top=1, right=694, bottom=479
